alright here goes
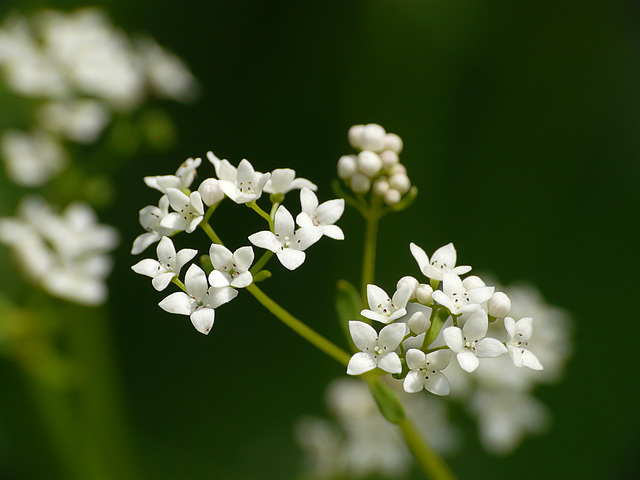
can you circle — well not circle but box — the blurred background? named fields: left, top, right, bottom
left=0, top=1, right=638, bottom=479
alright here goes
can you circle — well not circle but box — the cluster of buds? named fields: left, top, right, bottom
left=337, top=124, right=411, bottom=206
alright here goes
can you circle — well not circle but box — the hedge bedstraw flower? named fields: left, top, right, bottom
left=132, top=195, right=176, bottom=254
left=208, top=244, right=254, bottom=288
left=346, top=321, right=405, bottom=375
left=505, top=316, right=543, bottom=370
left=410, top=242, right=471, bottom=281
left=432, top=271, right=494, bottom=316
left=296, top=187, right=345, bottom=240
left=403, top=349, right=451, bottom=396
left=264, top=168, right=317, bottom=194
left=207, top=152, right=270, bottom=204
left=360, top=284, right=411, bottom=324
left=131, top=236, right=197, bottom=290
left=161, top=188, right=204, bottom=233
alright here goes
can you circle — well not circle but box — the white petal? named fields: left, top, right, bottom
left=234, top=246, right=254, bottom=271
left=158, top=292, right=194, bottom=315
left=274, top=206, right=295, bottom=237
left=378, top=323, right=406, bottom=350
left=475, top=337, right=508, bottom=358
left=367, top=284, right=390, bottom=310
left=406, top=348, right=426, bottom=370
left=409, top=242, right=430, bottom=273
left=441, top=271, right=464, bottom=296
left=184, top=264, right=208, bottom=299
left=504, top=316, right=516, bottom=340
left=156, top=236, right=176, bottom=265
left=209, top=243, right=233, bottom=269
left=431, top=243, right=457, bottom=270
left=442, top=326, right=464, bottom=353
left=320, top=224, right=344, bottom=240
left=516, top=317, right=534, bottom=340
left=131, top=258, right=161, bottom=277
left=457, top=350, right=480, bottom=372
left=360, top=309, right=388, bottom=324
left=190, top=307, right=215, bottom=334
left=377, top=352, right=402, bottom=374
left=152, top=272, right=176, bottom=291
left=300, top=187, right=319, bottom=214
left=391, top=286, right=412, bottom=309
left=175, top=248, right=197, bottom=272
left=426, top=350, right=451, bottom=371
left=265, top=168, right=296, bottom=193
left=231, top=271, right=253, bottom=288
left=521, top=350, right=543, bottom=370
left=209, top=270, right=231, bottom=287
left=289, top=177, right=317, bottom=191
left=403, top=371, right=425, bottom=393
left=452, top=265, right=472, bottom=276
left=462, top=310, right=488, bottom=342
left=276, top=249, right=306, bottom=270
left=206, top=286, right=238, bottom=308
left=185, top=216, right=203, bottom=233
left=295, top=212, right=314, bottom=228
left=424, top=372, right=450, bottom=396
left=349, top=321, right=377, bottom=351
left=316, top=199, right=344, bottom=225
left=131, top=232, right=160, bottom=254
left=509, top=346, right=524, bottom=367
left=432, top=290, right=454, bottom=312
left=160, top=212, right=187, bottom=231
left=293, top=226, right=322, bottom=251
left=248, top=231, right=281, bottom=252
left=468, top=286, right=494, bottom=305
left=165, top=188, right=190, bottom=211
left=347, top=352, right=377, bottom=375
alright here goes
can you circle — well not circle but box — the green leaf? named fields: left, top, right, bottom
left=425, top=308, right=449, bottom=347
left=335, top=279, right=363, bottom=351
left=368, top=378, right=406, bottom=424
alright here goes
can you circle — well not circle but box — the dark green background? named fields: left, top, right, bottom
left=0, top=1, right=638, bottom=479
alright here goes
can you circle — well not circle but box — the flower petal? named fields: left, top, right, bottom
left=316, top=199, right=345, bottom=225
left=504, top=316, right=516, bottom=340
left=377, top=352, right=402, bottom=374
left=475, top=337, right=508, bottom=358
left=442, top=326, right=464, bottom=353
left=349, top=321, right=377, bottom=351
left=209, top=244, right=234, bottom=269
left=206, top=285, right=238, bottom=308
left=426, top=350, right=451, bottom=371
left=432, top=290, right=454, bottom=313
left=190, top=306, right=215, bottom=334
left=431, top=243, right=457, bottom=270
left=468, top=286, right=494, bottom=305
left=175, top=248, right=197, bottom=272
left=234, top=246, right=254, bottom=271
left=209, top=270, right=231, bottom=287
left=378, top=323, right=406, bottom=350
left=131, top=258, right=161, bottom=277
left=274, top=206, right=295, bottom=238
left=320, top=224, right=344, bottom=240
left=156, top=236, right=176, bottom=265
left=406, top=348, right=426, bottom=370
left=184, top=264, right=208, bottom=299
left=248, top=231, right=281, bottom=253
left=158, top=292, right=194, bottom=315
left=521, top=350, right=543, bottom=370
left=409, top=242, right=429, bottom=273
left=462, top=310, right=488, bottom=342
left=231, top=271, right=253, bottom=288
left=152, top=272, right=176, bottom=291
left=293, top=226, right=322, bottom=251
left=457, top=350, right=480, bottom=372
left=300, top=187, right=319, bottom=214
left=367, top=284, right=390, bottom=311
left=424, top=372, right=450, bottom=396
left=276, top=249, right=306, bottom=270
left=403, top=371, right=425, bottom=393
left=346, top=352, right=377, bottom=375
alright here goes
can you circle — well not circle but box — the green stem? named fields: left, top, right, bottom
left=360, top=204, right=381, bottom=302
left=398, top=418, right=458, bottom=480
left=246, top=283, right=351, bottom=366
left=250, top=251, right=273, bottom=274
left=247, top=201, right=272, bottom=226
left=200, top=222, right=223, bottom=245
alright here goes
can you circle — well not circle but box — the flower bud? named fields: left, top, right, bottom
left=384, top=133, right=403, bottom=154
left=373, top=178, right=390, bottom=196
left=388, top=173, right=411, bottom=195
left=198, top=178, right=224, bottom=206
left=357, top=151, right=382, bottom=177
left=415, top=283, right=433, bottom=305
left=487, top=292, right=511, bottom=318
left=389, top=163, right=407, bottom=176
left=348, top=125, right=365, bottom=149
left=380, top=150, right=399, bottom=169
left=350, top=173, right=370, bottom=193
left=408, top=311, right=429, bottom=334
left=383, top=188, right=401, bottom=205
left=396, top=276, right=419, bottom=300
left=462, top=275, right=485, bottom=290
left=337, top=155, right=357, bottom=179
left=360, top=124, right=386, bottom=152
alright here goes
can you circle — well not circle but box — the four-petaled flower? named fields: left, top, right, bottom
left=248, top=205, right=322, bottom=270
left=208, top=244, right=254, bottom=288
left=505, top=317, right=543, bottom=370
left=443, top=310, right=507, bottom=372
left=207, top=152, right=270, bottom=204
left=144, top=157, right=201, bottom=193
left=132, top=195, right=176, bottom=254
left=131, top=236, right=197, bottom=290
left=403, top=349, right=451, bottom=396
left=158, top=264, right=237, bottom=334
left=346, top=321, right=405, bottom=375
left=361, top=284, right=411, bottom=324
left=161, top=188, right=205, bottom=233
left=263, top=168, right=317, bottom=194
left=296, top=187, right=345, bottom=240
left=410, top=242, right=471, bottom=281
left=432, top=271, right=494, bottom=316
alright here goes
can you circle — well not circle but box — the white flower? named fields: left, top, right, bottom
left=504, top=317, right=543, bottom=370
left=208, top=244, right=254, bottom=288
left=248, top=205, right=322, bottom=270
left=160, top=188, right=204, bottom=233
left=207, top=152, right=270, bottom=204
left=442, top=310, right=507, bottom=373
left=37, top=99, right=110, bottom=144
left=144, top=157, right=201, bottom=194
left=158, top=264, right=237, bottom=334
left=409, top=242, right=472, bottom=281
left=346, top=321, right=405, bottom=375
left=296, top=188, right=345, bottom=240
left=403, top=349, right=451, bottom=396
left=198, top=178, right=224, bottom=206
left=432, top=271, right=494, bottom=316
left=488, top=291, right=511, bottom=318
left=132, top=195, right=176, bottom=254
left=131, top=236, right=196, bottom=291
left=263, top=168, right=316, bottom=194
left=360, top=284, right=411, bottom=324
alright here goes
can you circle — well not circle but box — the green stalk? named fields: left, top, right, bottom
left=360, top=206, right=381, bottom=302
left=246, top=283, right=351, bottom=366
left=398, top=418, right=458, bottom=480
left=200, top=222, right=223, bottom=245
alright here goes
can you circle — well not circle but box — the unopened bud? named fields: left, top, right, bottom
left=350, top=173, right=371, bottom=193
left=388, top=173, right=411, bottom=195
left=348, top=125, right=365, bottom=149
left=462, top=275, right=485, bottom=290
left=384, top=188, right=401, bottom=205
left=389, top=163, right=407, bottom=176
left=337, top=155, right=357, bottom=179
left=488, top=292, right=511, bottom=318
left=380, top=150, right=399, bottom=169
left=384, top=133, right=403, bottom=154
left=408, top=311, right=430, bottom=334
left=198, top=178, right=224, bottom=206
left=360, top=124, right=387, bottom=152
left=357, top=151, right=382, bottom=177
left=373, top=178, right=390, bottom=196
left=415, top=283, right=433, bottom=305
left=396, top=276, right=419, bottom=300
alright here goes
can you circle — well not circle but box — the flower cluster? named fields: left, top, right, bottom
left=0, top=197, right=119, bottom=305
left=337, top=123, right=411, bottom=206
left=0, top=8, right=198, bottom=186
left=132, top=153, right=345, bottom=333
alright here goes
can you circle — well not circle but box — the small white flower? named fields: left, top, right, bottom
left=132, top=195, right=176, bottom=254
left=263, top=168, right=317, bottom=194
left=160, top=188, right=204, bottom=233
left=442, top=310, right=507, bottom=373
left=248, top=205, right=322, bottom=270
left=409, top=242, right=472, bottom=281
left=432, top=271, right=494, bottom=316
left=208, top=244, right=254, bottom=288
left=158, top=264, right=237, bottom=334
left=403, top=349, right=451, bottom=396
left=361, top=284, right=411, bottom=324
left=488, top=292, right=511, bottom=318
left=505, top=317, right=543, bottom=370
left=197, top=178, right=224, bottom=206
left=346, top=321, right=405, bottom=375
left=131, top=236, right=196, bottom=291
left=144, top=157, right=201, bottom=193
left=296, top=188, right=345, bottom=240
left=207, top=152, right=270, bottom=204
